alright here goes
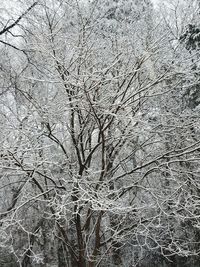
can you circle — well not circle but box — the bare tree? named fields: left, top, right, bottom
left=0, top=1, right=200, bottom=267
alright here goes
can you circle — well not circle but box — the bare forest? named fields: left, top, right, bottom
left=0, top=0, right=200, bottom=266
